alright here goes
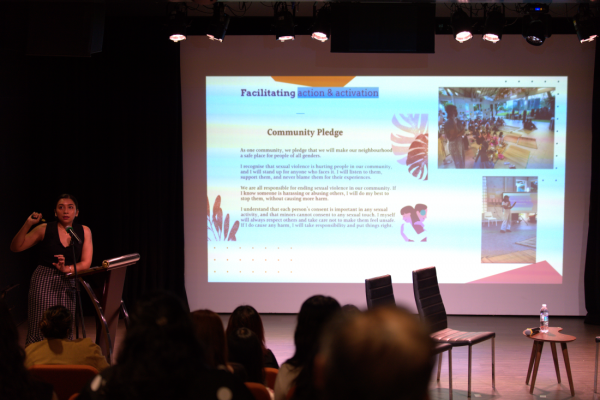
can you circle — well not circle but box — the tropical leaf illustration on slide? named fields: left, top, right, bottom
left=207, top=195, right=240, bottom=241
left=391, top=114, right=429, bottom=180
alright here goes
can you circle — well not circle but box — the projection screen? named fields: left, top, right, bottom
left=181, top=35, right=594, bottom=315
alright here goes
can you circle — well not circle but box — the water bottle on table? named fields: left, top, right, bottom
left=540, top=304, right=549, bottom=333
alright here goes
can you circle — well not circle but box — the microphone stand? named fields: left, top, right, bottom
left=68, top=236, right=86, bottom=339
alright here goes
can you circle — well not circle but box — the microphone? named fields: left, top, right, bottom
left=525, top=327, right=540, bottom=336
left=66, top=226, right=82, bottom=244
left=31, top=214, right=46, bottom=224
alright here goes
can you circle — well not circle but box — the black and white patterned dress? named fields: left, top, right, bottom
left=26, top=222, right=84, bottom=345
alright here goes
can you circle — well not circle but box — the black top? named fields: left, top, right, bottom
left=38, top=221, right=84, bottom=269
left=264, top=348, right=279, bottom=369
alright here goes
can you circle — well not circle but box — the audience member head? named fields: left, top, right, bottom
left=190, top=309, right=228, bottom=368
left=341, top=304, right=360, bottom=315
left=289, top=296, right=341, bottom=400
left=289, top=295, right=341, bottom=367
left=0, top=299, right=37, bottom=400
left=400, top=206, right=419, bottom=225
left=316, top=307, right=434, bottom=400
left=226, top=305, right=267, bottom=355
left=40, top=305, right=72, bottom=339
left=227, top=327, right=265, bottom=384
left=106, top=291, right=205, bottom=400
left=288, top=295, right=341, bottom=366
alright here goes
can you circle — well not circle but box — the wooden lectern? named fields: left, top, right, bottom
left=67, top=253, right=140, bottom=364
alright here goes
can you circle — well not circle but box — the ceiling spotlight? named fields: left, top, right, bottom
left=207, top=3, right=230, bottom=42
left=311, top=4, right=331, bottom=42
left=573, top=5, right=598, bottom=43
left=275, top=3, right=295, bottom=42
left=483, top=6, right=505, bottom=43
left=168, top=6, right=188, bottom=43
left=451, top=7, right=473, bottom=43
left=522, top=4, right=551, bottom=46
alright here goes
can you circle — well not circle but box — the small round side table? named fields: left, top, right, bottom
left=523, top=327, right=576, bottom=396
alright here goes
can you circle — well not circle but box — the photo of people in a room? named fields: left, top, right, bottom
left=400, top=203, right=427, bottom=242
left=482, top=177, right=537, bottom=263
left=438, top=87, right=556, bottom=169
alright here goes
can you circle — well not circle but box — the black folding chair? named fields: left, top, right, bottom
left=412, top=267, right=495, bottom=398
left=366, top=274, right=453, bottom=398
left=365, top=274, right=395, bottom=309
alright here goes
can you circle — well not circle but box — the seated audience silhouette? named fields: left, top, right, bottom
left=228, top=328, right=266, bottom=384
left=274, top=295, right=340, bottom=400
left=228, top=327, right=274, bottom=399
left=78, top=292, right=253, bottom=400
left=191, top=309, right=248, bottom=380
left=226, top=305, right=279, bottom=369
left=1, top=299, right=56, bottom=400
left=316, top=307, right=434, bottom=400
left=25, top=305, right=109, bottom=372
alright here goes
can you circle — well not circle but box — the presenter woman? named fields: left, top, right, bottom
left=10, top=194, right=93, bottom=345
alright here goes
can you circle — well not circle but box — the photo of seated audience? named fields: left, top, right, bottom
left=439, top=87, right=556, bottom=169
left=226, top=305, right=279, bottom=369
left=25, top=306, right=110, bottom=372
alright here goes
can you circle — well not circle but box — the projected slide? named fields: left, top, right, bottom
left=206, top=76, right=566, bottom=284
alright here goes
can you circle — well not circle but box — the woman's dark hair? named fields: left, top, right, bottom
left=288, top=295, right=341, bottom=367
left=56, top=194, right=79, bottom=210
left=340, top=304, right=360, bottom=315
left=104, top=291, right=206, bottom=400
left=400, top=206, right=420, bottom=225
left=319, top=307, right=434, bottom=400
left=190, top=309, right=228, bottom=368
left=226, top=305, right=267, bottom=356
left=40, top=305, right=72, bottom=339
left=503, top=195, right=510, bottom=202
left=0, top=299, right=38, bottom=400
left=227, top=327, right=265, bottom=384
left=289, top=296, right=341, bottom=400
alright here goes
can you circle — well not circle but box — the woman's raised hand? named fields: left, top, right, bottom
left=10, top=212, right=45, bottom=252
left=27, top=212, right=43, bottom=226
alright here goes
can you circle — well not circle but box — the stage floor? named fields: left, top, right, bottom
left=255, top=314, right=600, bottom=400
left=19, top=314, right=600, bottom=400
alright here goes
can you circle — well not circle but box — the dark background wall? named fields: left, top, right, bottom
left=0, top=2, right=598, bottom=323
left=0, top=7, right=187, bottom=322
